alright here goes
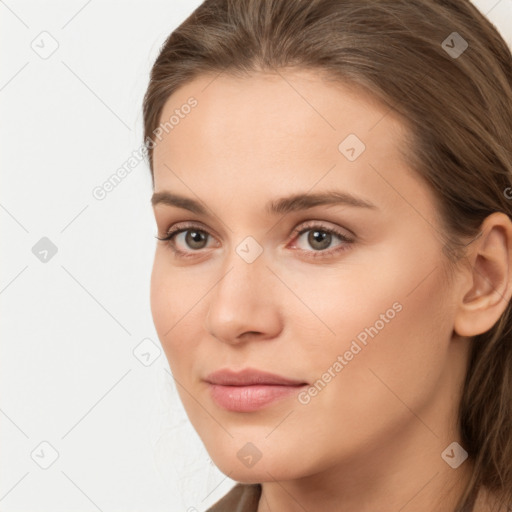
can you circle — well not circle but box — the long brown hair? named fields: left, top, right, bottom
left=142, top=1, right=512, bottom=510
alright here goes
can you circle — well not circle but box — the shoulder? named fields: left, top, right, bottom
left=205, top=483, right=262, bottom=512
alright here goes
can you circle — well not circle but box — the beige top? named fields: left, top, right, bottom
left=206, top=483, right=262, bottom=512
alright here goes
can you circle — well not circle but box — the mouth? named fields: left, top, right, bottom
left=204, top=368, right=308, bottom=412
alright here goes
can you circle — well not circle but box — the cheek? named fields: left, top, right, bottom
left=276, top=265, right=454, bottom=472
left=284, top=232, right=450, bottom=369
left=149, top=255, right=171, bottom=338
left=299, top=257, right=454, bottom=418
left=150, top=253, right=196, bottom=364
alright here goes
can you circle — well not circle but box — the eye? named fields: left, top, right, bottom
left=155, top=222, right=217, bottom=258
left=289, top=221, right=354, bottom=257
left=173, top=229, right=209, bottom=250
left=155, top=220, right=354, bottom=260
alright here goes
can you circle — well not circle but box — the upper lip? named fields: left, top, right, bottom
left=204, top=368, right=307, bottom=386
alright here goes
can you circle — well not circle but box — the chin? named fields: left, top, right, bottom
left=209, top=451, right=305, bottom=484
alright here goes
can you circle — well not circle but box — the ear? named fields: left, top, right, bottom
left=454, top=212, right=512, bottom=337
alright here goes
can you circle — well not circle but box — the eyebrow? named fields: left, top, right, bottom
left=151, top=190, right=378, bottom=215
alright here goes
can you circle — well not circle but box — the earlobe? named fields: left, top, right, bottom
left=454, top=212, right=512, bottom=338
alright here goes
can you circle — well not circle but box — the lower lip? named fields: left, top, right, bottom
left=207, top=383, right=307, bottom=412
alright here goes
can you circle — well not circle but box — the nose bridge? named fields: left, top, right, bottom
left=205, top=240, right=281, bottom=341
left=213, top=242, right=269, bottom=311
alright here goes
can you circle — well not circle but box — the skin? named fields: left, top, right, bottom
left=149, top=69, right=512, bottom=512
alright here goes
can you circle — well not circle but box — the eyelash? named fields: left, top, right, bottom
left=155, top=221, right=354, bottom=260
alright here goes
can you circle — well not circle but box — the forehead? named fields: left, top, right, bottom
left=151, top=70, right=421, bottom=212
left=154, top=69, right=406, bottom=165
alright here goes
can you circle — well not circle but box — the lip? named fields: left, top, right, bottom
left=204, top=368, right=308, bottom=412
left=205, top=368, right=307, bottom=386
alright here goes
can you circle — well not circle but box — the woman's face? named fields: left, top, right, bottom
left=150, top=69, right=470, bottom=483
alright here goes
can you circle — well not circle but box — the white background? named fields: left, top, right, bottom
left=1, top=1, right=511, bottom=511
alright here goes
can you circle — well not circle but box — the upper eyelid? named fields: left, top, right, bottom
left=292, top=220, right=354, bottom=237
left=160, top=219, right=215, bottom=235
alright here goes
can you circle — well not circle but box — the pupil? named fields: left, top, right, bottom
left=187, top=230, right=207, bottom=249
left=309, top=230, right=331, bottom=250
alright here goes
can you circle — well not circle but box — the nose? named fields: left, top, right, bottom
left=204, top=248, right=283, bottom=345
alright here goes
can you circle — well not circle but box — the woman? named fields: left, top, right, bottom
left=143, top=0, right=512, bottom=510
